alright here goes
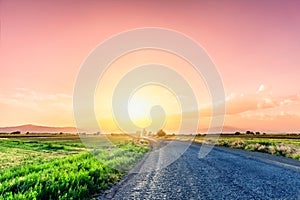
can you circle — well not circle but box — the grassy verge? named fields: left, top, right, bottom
left=216, top=139, right=300, bottom=160
left=0, top=135, right=148, bottom=200
left=163, top=134, right=300, bottom=161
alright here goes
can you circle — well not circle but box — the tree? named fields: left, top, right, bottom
left=255, top=131, right=260, bottom=135
left=11, top=131, right=21, bottom=134
left=235, top=131, right=241, bottom=135
left=156, top=129, right=166, bottom=137
left=246, top=131, right=254, bottom=135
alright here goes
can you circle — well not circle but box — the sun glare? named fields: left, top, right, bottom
left=128, top=95, right=151, bottom=128
left=128, top=85, right=181, bottom=129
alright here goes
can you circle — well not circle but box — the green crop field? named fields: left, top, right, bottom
left=0, top=134, right=148, bottom=200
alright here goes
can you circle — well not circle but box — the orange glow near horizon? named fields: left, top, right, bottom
left=94, top=49, right=210, bottom=133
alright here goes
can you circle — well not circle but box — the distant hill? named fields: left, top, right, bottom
left=0, top=124, right=77, bottom=133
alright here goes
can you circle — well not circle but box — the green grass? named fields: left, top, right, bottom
left=0, top=135, right=148, bottom=199
left=0, top=138, right=85, bottom=170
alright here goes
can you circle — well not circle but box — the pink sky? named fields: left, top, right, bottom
left=1, top=0, right=300, bottom=132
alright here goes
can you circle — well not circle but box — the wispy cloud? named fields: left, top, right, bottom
left=150, top=84, right=300, bottom=119
left=0, top=88, right=72, bottom=111
left=225, top=84, right=300, bottom=115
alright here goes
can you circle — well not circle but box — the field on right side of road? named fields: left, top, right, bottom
left=164, top=134, right=300, bottom=161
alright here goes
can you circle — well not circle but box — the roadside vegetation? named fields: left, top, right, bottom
left=0, top=134, right=148, bottom=199
left=215, top=138, right=300, bottom=160
left=163, top=133, right=300, bottom=161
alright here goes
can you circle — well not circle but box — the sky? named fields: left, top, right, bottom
left=1, top=0, right=300, bottom=133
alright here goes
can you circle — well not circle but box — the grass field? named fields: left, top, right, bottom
left=164, top=134, right=300, bottom=161
left=0, top=134, right=148, bottom=200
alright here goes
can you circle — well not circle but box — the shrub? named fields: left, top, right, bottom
left=218, top=140, right=230, bottom=147
left=156, top=129, right=166, bottom=137
left=257, top=144, right=267, bottom=152
left=231, top=140, right=245, bottom=149
left=246, top=131, right=254, bottom=135
left=266, top=145, right=276, bottom=154
left=275, top=145, right=296, bottom=156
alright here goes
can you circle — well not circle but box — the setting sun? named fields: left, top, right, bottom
left=128, top=85, right=181, bottom=130
left=128, top=92, right=152, bottom=128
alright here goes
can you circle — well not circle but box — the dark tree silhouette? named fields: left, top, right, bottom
left=156, top=129, right=166, bottom=137
left=246, top=131, right=254, bottom=135
left=11, top=131, right=21, bottom=134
